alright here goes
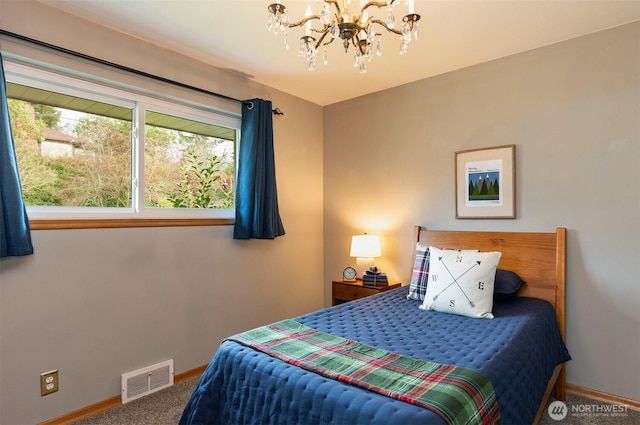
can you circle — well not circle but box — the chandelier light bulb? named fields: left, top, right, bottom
left=304, top=5, right=313, bottom=36
left=361, top=10, right=369, bottom=26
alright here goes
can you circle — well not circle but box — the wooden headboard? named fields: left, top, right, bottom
left=413, top=226, right=567, bottom=337
left=413, top=226, right=568, bottom=414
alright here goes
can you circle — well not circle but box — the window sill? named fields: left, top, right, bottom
left=30, top=218, right=234, bottom=230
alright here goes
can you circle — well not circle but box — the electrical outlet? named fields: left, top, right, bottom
left=40, top=369, right=59, bottom=396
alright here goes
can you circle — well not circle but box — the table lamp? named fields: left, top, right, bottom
left=350, top=234, right=381, bottom=280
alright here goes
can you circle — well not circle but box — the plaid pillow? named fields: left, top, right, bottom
left=407, top=243, right=430, bottom=301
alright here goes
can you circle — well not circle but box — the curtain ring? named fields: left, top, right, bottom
left=246, top=101, right=254, bottom=110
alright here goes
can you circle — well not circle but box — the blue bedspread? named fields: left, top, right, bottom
left=180, top=287, right=570, bottom=425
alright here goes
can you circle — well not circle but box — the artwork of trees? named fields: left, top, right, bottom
left=467, top=172, right=500, bottom=201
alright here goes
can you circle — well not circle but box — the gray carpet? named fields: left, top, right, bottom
left=72, top=377, right=639, bottom=425
left=71, top=377, right=199, bottom=425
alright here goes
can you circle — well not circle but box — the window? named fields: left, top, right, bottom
left=143, top=109, right=235, bottom=212
left=4, top=59, right=239, bottom=226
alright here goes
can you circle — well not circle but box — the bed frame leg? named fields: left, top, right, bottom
left=554, top=366, right=566, bottom=401
left=532, top=364, right=565, bottom=424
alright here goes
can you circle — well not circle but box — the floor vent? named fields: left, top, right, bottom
left=121, top=359, right=174, bottom=404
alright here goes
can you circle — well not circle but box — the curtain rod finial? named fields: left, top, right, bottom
left=272, top=107, right=284, bottom=115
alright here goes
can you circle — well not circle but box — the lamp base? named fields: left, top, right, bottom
left=355, top=257, right=374, bottom=280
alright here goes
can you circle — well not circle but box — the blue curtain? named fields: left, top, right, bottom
left=0, top=53, right=33, bottom=257
left=234, top=98, right=285, bottom=240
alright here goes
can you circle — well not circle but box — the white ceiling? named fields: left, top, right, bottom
left=37, top=0, right=640, bottom=106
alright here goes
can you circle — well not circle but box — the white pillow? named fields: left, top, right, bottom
left=420, top=246, right=502, bottom=319
left=407, top=244, right=479, bottom=301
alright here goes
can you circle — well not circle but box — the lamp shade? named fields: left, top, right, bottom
left=350, top=235, right=381, bottom=258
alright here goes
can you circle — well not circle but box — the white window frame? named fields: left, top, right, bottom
left=4, top=57, right=240, bottom=222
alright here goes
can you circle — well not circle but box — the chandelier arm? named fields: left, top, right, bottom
left=287, top=15, right=321, bottom=29
left=360, top=0, right=399, bottom=13
left=321, top=36, right=337, bottom=47
left=325, top=0, right=341, bottom=14
left=367, top=18, right=403, bottom=36
left=314, top=31, right=332, bottom=49
left=352, top=36, right=366, bottom=55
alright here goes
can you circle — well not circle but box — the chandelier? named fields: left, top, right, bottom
left=267, top=0, right=420, bottom=74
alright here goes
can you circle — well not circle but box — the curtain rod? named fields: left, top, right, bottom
left=0, top=29, right=284, bottom=115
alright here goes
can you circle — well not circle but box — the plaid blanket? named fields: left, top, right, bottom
left=228, top=319, right=501, bottom=425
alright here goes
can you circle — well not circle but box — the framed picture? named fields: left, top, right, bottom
left=455, top=145, right=515, bottom=219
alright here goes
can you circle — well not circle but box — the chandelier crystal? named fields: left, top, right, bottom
left=267, top=0, right=420, bottom=74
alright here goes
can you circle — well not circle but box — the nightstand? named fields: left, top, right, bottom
left=332, top=279, right=401, bottom=306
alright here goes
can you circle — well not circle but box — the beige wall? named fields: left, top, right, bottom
left=0, top=2, right=323, bottom=424
left=324, top=22, right=639, bottom=402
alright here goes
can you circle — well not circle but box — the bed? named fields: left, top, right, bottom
left=180, top=227, right=570, bottom=425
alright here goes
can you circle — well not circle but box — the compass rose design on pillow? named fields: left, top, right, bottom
left=420, top=246, right=502, bottom=319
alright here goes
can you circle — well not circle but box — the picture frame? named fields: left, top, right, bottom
left=455, top=144, right=515, bottom=219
